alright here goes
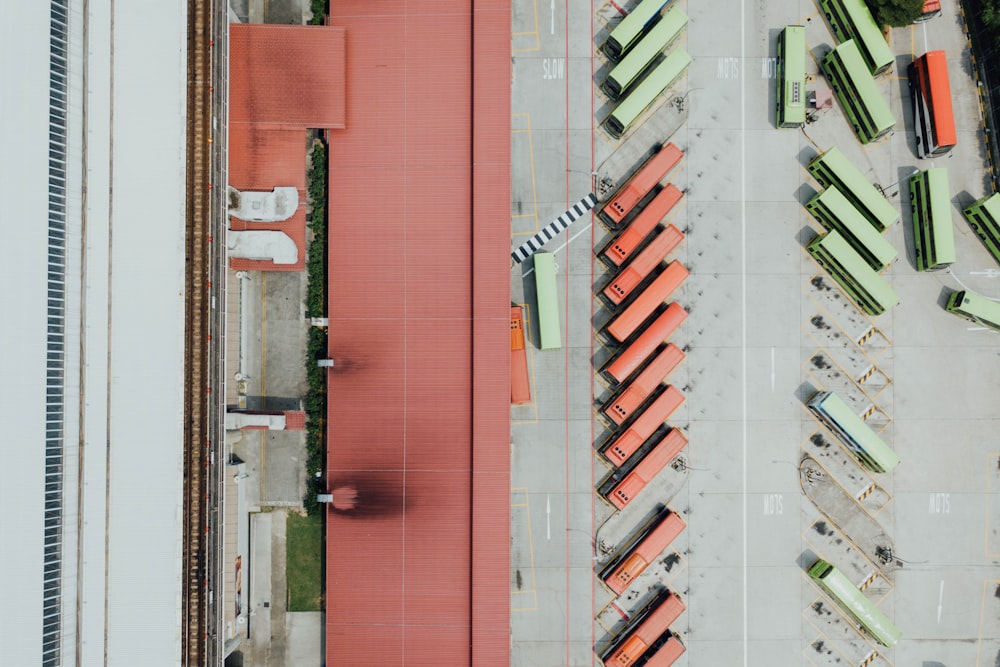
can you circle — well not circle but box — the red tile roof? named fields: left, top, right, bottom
left=229, top=24, right=345, bottom=129
left=324, top=1, right=511, bottom=664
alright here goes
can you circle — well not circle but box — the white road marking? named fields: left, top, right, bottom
left=550, top=0, right=555, bottom=35
left=770, top=346, right=775, bottom=392
left=937, top=579, right=944, bottom=623
left=546, top=494, right=551, bottom=540
left=740, top=0, right=748, bottom=663
left=520, top=221, right=594, bottom=279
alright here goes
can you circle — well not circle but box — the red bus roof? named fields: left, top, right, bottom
left=601, top=143, right=684, bottom=226
left=603, top=224, right=685, bottom=306
left=325, top=2, right=511, bottom=664
left=603, top=303, right=687, bottom=384
left=922, top=0, right=941, bottom=13
left=919, top=50, right=957, bottom=149
left=603, top=188, right=684, bottom=267
left=607, top=261, right=689, bottom=342
left=604, top=388, right=685, bottom=467
left=603, top=593, right=686, bottom=666
left=608, top=428, right=688, bottom=509
left=604, top=343, right=685, bottom=425
left=605, top=512, right=686, bottom=595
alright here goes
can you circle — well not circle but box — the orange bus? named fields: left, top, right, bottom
left=603, top=344, right=685, bottom=426
left=602, top=224, right=685, bottom=307
left=604, top=404, right=686, bottom=467
left=601, top=191, right=684, bottom=269
left=600, top=304, right=687, bottom=385
left=605, top=427, right=688, bottom=510
left=601, top=508, right=686, bottom=596
left=606, top=261, right=688, bottom=343
left=600, top=143, right=683, bottom=228
left=510, top=306, right=530, bottom=404
left=599, top=590, right=686, bottom=667
left=909, top=50, right=956, bottom=158
left=641, top=634, right=686, bottom=667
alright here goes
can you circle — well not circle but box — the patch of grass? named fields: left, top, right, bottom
left=286, top=511, right=323, bottom=611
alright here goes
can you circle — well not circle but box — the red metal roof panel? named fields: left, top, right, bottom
left=325, top=1, right=510, bottom=664
left=229, top=24, right=345, bottom=128
left=227, top=124, right=308, bottom=192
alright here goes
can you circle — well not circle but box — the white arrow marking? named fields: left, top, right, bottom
left=937, top=579, right=944, bottom=623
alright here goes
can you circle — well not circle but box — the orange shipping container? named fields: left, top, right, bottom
left=601, top=303, right=687, bottom=385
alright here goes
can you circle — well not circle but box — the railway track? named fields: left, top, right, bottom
left=183, top=0, right=212, bottom=663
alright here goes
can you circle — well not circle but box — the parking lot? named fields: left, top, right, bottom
left=510, top=0, right=1000, bottom=665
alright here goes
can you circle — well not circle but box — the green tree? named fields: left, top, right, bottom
left=867, top=0, right=925, bottom=27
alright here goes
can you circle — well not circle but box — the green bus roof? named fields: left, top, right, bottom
left=605, top=47, right=691, bottom=139
left=818, top=0, right=894, bottom=75
left=807, top=185, right=897, bottom=270
left=809, top=390, right=900, bottom=473
left=533, top=253, right=561, bottom=350
left=822, top=40, right=895, bottom=143
left=808, top=229, right=899, bottom=315
left=809, top=558, right=902, bottom=647
left=807, top=146, right=899, bottom=231
left=603, top=7, right=688, bottom=100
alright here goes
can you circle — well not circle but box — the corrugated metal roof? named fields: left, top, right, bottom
left=229, top=24, right=345, bottom=129
left=324, top=1, right=510, bottom=664
left=227, top=124, right=308, bottom=192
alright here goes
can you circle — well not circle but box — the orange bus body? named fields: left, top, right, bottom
left=510, top=306, right=531, bottom=404
left=911, top=50, right=956, bottom=157
left=604, top=344, right=685, bottom=425
left=600, top=143, right=684, bottom=228
left=602, top=304, right=687, bottom=385
left=605, top=512, right=686, bottom=595
left=603, top=224, right=685, bottom=306
left=605, top=404, right=686, bottom=468
left=602, top=192, right=684, bottom=268
left=607, top=261, right=688, bottom=343
left=607, top=428, right=688, bottom=510
left=602, top=593, right=686, bottom=667
left=641, top=636, right=686, bottom=667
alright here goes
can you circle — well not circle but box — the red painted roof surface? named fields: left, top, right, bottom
left=324, top=1, right=511, bottom=665
left=227, top=124, right=308, bottom=192
left=227, top=125, right=308, bottom=271
left=229, top=24, right=345, bottom=129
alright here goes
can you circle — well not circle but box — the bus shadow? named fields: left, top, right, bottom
left=893, top=54, right=920, bottom=160
left=797, top=145, right=822, bottom=171
left=796, top=182, right=819, bottom=208
left=795, top=224, right=819, bottom=250
left=936, top=285, right=954, bottom=310
left=797, top=548, right=820, bottom=572
left=896, top=166, right=920, bottom=271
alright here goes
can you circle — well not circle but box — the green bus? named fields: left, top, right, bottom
left=808, top=558, right=902, bottom=647
left=601, top=6, right=687, bottom=101
left=909, top=168, right=956, bottom=271
left=962, top=192, right=1000, bottom=267
left=818, top=0, right=894, bottom=75
left=822, top=40, right=895, bottom=144
left=776, top=25, right=807, bottom=128
left=945, top=289, right=1000, bottom=332
left=601, top=0, right=672, bottom=62
left=604, top=47, right=691, bottom=140
left=807, top=230, right=899, bottom=316
left=806, top=186, right=898, bottom=271
left=533, top=253, right=561, bottom=350
left=806, top=390, right=900, bottom=473
left=807, top=147, right=898, bottom=232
